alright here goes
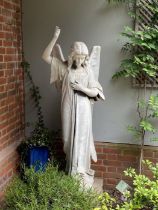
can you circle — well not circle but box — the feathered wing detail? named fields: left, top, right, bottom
left=88, top=46, right=104, bottom=162
left=50, top=44, right=66, bottom=88
left=52, top=43, right=65, bottom=62
left=89, top=46, right=101, bottom=81
left=88, top=46, right=105, bottom=101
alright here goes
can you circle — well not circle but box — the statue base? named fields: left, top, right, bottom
left=93, top=178, right=103, bottom=193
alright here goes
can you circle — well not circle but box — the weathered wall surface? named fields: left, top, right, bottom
left=0, top=0, right=24, bottom=202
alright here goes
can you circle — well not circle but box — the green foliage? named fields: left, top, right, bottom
left=111, top=1, right=158, bottom=172
left=112, top=0, right=158, bottom=80
left=127, top=125, right=142, bottom=140
left=19, top=61, right=53, bottom=169
left=21, top=61, right=49, bottom=147
left=149, top=95, right=158, bottom=118
left=118, top=161, right=158, bottom=209
left=17, top=124, right=52, bottom=169
left=21, top=61, right=44, bottom=127
left=128, top=95, right=158, bottom=142
left=94, top=193, right=116, bottom=210
left=21, top=61, right=53, bottom=146
left=143, top=160, right=158, bottom=179
left=112, top=26, right=158, bottom=79
left=25, top=123, right=51, bottom=147
left=94, top=161, right=158, bottom=210
left=5, top=164, right=98, bottom=210
left=140, top=119, right=156, bottom=133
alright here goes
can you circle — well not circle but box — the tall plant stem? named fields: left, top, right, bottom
left=139, top=80, right=147, bottom=174
left=137, top=88, right=141, bottom=120
left=139, top=129, right=145, bottom=174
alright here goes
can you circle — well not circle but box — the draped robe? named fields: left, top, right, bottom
left=50, top=57, right=104, bottom=186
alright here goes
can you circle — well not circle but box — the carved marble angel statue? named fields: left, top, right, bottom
left=42, top=26, right=105, bottom=187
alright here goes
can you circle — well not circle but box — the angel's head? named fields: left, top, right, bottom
left=68, top=42, right=89, bottom=69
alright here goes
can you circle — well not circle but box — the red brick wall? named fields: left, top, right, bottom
left=51, top=138, right=158, bottom=190
left=92, top=142, right=158, bottom=190
left=0, top=0, right=24, bottom=202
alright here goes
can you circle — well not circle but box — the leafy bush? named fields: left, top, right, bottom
left=94, top=160, right=158, bottom=210
left=5, top=164, right=98, bottom=210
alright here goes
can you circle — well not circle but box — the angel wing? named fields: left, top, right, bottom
left=89, top=46, right=101, bottom=81
left=52, top=43, right=65, bottom=62
left=50, top=44, right=66, bottom=87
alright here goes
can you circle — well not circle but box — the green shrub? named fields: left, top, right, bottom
left=94, top=160, right=158, bottom=210
left=5, top=165, right=98, bottom=210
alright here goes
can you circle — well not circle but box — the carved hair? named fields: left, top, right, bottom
left=68, top=42, right=89, bottom=69
left=71, top=42, right=89, bottom=55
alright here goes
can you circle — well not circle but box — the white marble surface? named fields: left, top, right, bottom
left=93, top=178, right=103, bottom=193
left=42, top=26, right=105, bottom=187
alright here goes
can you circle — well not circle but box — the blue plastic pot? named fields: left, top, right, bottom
left=27, top=146, right=49, bottom=172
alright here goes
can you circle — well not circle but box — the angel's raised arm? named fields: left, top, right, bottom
left=42, top=26, right=65, bottom=64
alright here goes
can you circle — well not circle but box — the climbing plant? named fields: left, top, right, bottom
left=111, top=0, right=158, bottom=173
left=18, top=61, right=51, bottom=169
left=21, top=61, right=44, bottom=128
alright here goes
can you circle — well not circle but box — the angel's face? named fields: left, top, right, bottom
left=73, top=54, right=86, bottom=68
left=70, top=54, right=86, bottom=69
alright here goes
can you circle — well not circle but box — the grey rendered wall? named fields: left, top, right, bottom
left=23, top=0, right=158, bottom=145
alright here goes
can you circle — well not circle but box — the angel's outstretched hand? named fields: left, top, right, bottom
left=54, top=26, right=61, bottom=39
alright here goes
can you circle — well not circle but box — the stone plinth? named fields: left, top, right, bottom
left=93, top=178, right=103, bottom=193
